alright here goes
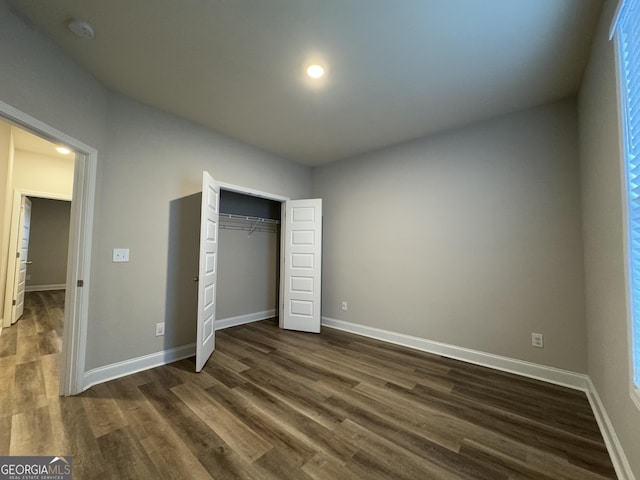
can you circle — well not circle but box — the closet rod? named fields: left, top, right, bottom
left=219, top=212, right=280, bottom=225
left=219, top=225, right=277, bottom=232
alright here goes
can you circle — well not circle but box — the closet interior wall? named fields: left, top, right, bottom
left=217, top=190, right=281, bottom=322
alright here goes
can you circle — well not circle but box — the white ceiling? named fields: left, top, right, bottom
left=7, top=0, right=603, bottom=166
left=11, top=125, right=75, bottom=160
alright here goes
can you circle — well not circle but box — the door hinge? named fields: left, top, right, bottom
left=16, top=252, right=19, bottom=259
left=12, top=299, right=16, bottom=306
left=77, top=280, right=84, bottom=287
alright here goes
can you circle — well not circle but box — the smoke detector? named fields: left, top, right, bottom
left=67, top=19, right=95, bottom=39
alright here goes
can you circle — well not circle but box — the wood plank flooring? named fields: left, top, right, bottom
left=0, top=292, right=617, bottom=479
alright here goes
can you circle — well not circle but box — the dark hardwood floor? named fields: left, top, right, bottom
left=0, top=292, right=617, bottom=479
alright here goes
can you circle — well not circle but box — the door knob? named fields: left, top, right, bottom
left=25, top=261, right=33, bottom=265
left=193, top=277, right=199, bottom=282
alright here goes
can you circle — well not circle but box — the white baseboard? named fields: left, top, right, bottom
left=82, top=343, right=195, bottom=391
left=216, top=309, right=276, bottom=331
left=322, top=317, right=637, bottom=479
left=585, top=379, right=636, bottom=480
left=25, top=284, right=66, bottom=292
left=81, top=310, right=275, bottom=391
left=78, top=314, right=634, bottom=478
left=322, top=317, right=589, bottom=391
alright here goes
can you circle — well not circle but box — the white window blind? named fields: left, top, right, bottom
left=619, top=0, right=640, bottom=388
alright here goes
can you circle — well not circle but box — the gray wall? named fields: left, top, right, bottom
left=4, top=6, right=638, bottom=471
left=0, top=4, right=312, bottom=370
left=86, top=92, right=310, bottom=369
left=26, top=198, right=71, bottom=288
left=218, top=228, right=279, bottom=320
left=579, top=0, right=640, bottom=475
left=313, top=99, right=587, bottom=373
left=0, top=4, right=106, bottom=327
left=0, top=4, right=107, bottom=152
left=220, top=190, right=281, bottom=220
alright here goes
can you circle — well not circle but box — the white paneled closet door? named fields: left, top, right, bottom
left=196, top=171, right=219, bottom=372
left=281, top=199, right=322, bottom=333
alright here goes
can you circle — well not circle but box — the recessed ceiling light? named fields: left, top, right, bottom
left=56, top=146, right=71, bottom=155
left=306, top=64, right=325, bottom=79
left=67, top=19, right=95, bottom=39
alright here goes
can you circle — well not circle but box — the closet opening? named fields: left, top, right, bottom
left=194, top=177, right=322, bottom=371
left=216, top=187, right=285, bottom=331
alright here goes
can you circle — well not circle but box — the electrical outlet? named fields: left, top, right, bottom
left=342, top=301, right=348, bottom=311
left=156, top=322, right=165, bottom=336
left=531, top=332, right=544, bottom=348
left=25, top=274, right=31, bottom=281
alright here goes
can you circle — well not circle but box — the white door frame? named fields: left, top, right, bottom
left=0, top=100, right=97, bottom=396
left=3, top=190, right=71, bottom=327
left=218, top=182, right=290, bottom=203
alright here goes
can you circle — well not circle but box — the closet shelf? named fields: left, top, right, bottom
left=219, top=212, right=280, bottom=235
left=219, top=213, right=280, bottom=225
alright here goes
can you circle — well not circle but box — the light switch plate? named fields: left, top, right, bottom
left=112, top=248, right=130, bottom=263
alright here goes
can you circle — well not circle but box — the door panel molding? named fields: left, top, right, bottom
left=281, top=198, right=322, bottom=333
left=196, top=171, right=219, bottom=372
